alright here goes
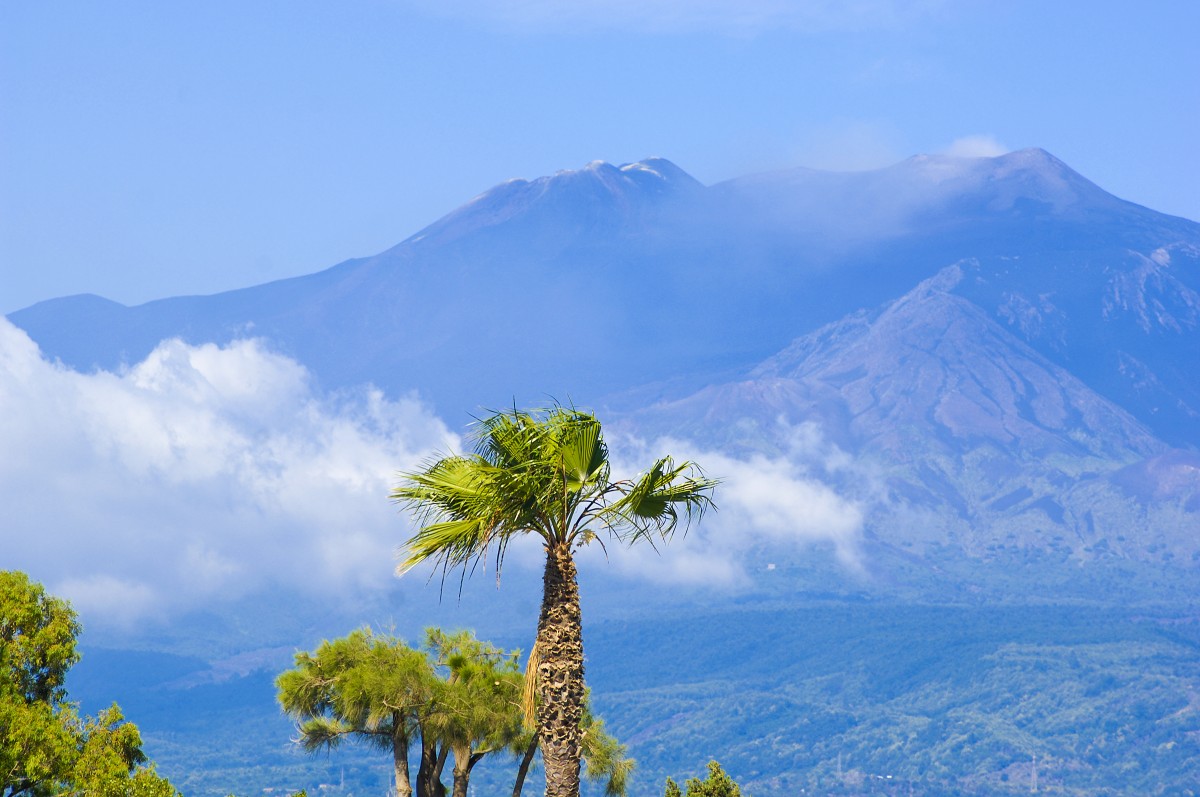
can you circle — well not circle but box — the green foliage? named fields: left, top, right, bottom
left=278, top=627, right=637, bottom=797
left=424, top=627, right=525, bottom=755
left=663, top=762, right=743, bottom=797
left=0, top=572, right=80, bottom=706
left=0, top=571, right=179, bottom=797
left=392, top=404, right=716, bottom=574
left=580, top=698, right=634, bottom=797
left=277, top=627, right=528, bottom=795
left=591, top=602, right=1200, bottom=796
left=277, top=626, right=433, bottom=753
left=64, top=705, right=178, bottom=797
left=0, top=696, right=76, bottom=797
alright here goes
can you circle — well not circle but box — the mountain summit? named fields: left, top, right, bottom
left=407, top=157, right=703, bottom=249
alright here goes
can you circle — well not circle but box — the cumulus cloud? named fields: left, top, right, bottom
left=592, top=425, right=865, bottom=587
left=403, top=0, right=947, bottom=35
left=942, top=134, right=1009, bottom=158
left=0, top=319, right=459, bottom=628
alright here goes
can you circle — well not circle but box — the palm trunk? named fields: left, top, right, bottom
left=535, top=543, right=585, bottom=797
left=392, top=718, right=413, bottom=797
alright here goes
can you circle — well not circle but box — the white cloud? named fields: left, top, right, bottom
left=1, top=320, right=871, bottom=628
left=52, top=575, right=162, bottom=629
left=402, top=0, right=947, bottom=35
left=0, top=319, right=459, bottom=628
left=594, top=428, right=865, bottom=586
left=942, top=134, right=1009, bottom=158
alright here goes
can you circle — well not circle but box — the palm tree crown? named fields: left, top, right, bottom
left=393, top=406, right=715, bottom=576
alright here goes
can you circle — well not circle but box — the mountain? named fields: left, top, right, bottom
left=624, top=264, right=1199, bottom=597
left=12, top=149, right=1200, bottom=447
left=8, top=148, right=1200, bottom=593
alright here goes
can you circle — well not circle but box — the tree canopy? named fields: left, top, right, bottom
left=394, top=406, right=715, bottom=577
left=0, top=571, right=178, bottom=797
left=277, top=626, right=632, bottom=797
left=664, top=761, right=745, bottom=797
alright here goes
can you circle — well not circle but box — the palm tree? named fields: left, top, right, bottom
left=392, top=405, right=716, bottom=797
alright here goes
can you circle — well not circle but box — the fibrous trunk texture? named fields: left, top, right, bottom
left=535, top=543, right=585, bottom=797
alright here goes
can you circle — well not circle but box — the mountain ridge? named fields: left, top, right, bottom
left=621, top=263, right=1199, bottom=579
left=8, top=148, right=1200, bottom=581
left=13, top=148, right=1199, bottom=444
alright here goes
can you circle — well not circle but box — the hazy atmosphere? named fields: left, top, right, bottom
left=2, top=1, right=1197, bottom=312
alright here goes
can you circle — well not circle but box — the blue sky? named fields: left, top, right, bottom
left=2, top=0, right=1198, bottom=314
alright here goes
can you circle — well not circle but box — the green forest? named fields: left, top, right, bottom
left=11, top=575, right=1200, bottom=797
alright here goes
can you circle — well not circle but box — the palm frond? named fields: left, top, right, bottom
left=553, top=413, right=608, bottom=492
left=392, top=456, right=490, bottom=521
left=474, top=409, right=539, bottom=468
left=396, top=517, right=496, bottom=574
left=598, top=457, right=718, bottom=542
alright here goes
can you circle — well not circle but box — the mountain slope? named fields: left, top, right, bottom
left=11, top=149, right=1200, bottom=447
left=624, top=265, right=1198, bottom=590
left=8, top=148, right=1200, bottom=592
left=16, top=149, right=1200, bottom=797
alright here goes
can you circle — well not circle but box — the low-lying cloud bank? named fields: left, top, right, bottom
left=594, top=426, right=866, bottom=587
left=1, top=319, right=458, bottom=627
left=2, top=318, right=867, bottom=628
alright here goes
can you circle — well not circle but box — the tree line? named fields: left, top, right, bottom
left=0, top=570, right=177, bottom=797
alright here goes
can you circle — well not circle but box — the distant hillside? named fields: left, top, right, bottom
left=623, top=264, right=1200, bottom=584
left=71, top=602, right=1200, bottom=797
